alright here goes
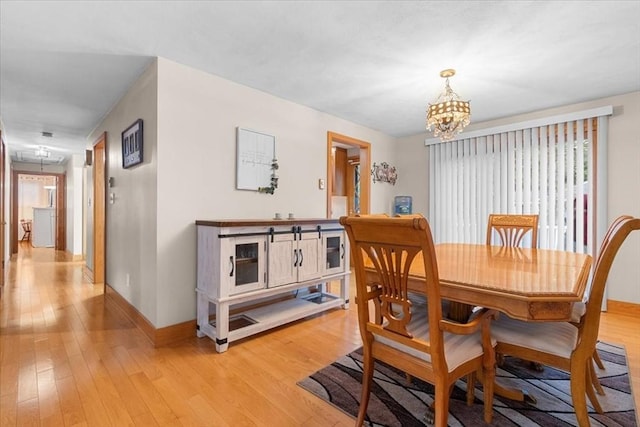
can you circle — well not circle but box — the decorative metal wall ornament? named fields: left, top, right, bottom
left=371, top=162, right=397, bottom=185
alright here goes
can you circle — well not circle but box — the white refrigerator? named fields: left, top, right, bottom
left=32, top=207, right=56, bottom=247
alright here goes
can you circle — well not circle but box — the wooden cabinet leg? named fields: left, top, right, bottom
left=341, top=276, right=350, bottom=309
left=215, top=301, right=230, bottom=353
left=196, top=294, right=208, bottom=338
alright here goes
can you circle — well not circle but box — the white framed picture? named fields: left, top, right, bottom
left=236, top=127, right=275, bottom=191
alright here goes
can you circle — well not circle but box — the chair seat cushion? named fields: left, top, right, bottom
left=375, top=305, right=490, bottom=373
left=492, top=314, right=578, bottom=359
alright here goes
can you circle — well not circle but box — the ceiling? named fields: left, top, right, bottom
left=1, top=1, right=639, bottom=165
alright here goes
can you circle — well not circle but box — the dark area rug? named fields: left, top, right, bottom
left=298, top=342, right=637, bottom=426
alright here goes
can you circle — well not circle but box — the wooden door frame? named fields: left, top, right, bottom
left=92, top=133, right=106, bottom=286
left=56, top=174, right=66, bottom=250
left=11, top=170, right=66, bottom=254
left=0, top=133, right=5, bottom=287
left=326, top=132, right=371, bottom=218
left=346, top=156, right=360, bottom=216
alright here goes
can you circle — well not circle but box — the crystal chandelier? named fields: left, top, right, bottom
left=426, top=69, right=471, bottom=141
left=35, top=146, right=51, bottom=158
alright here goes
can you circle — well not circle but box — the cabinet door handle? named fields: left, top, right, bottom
left=340, top=243, right=344, bottom=259
left=299, top=249, right=303, bottom=266
left=229, top=256, right=234, bottom=277
left=293, top=249, right=298, bottom=267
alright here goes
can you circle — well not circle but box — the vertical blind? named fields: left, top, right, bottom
left=428, top=112, right=610, bottom=254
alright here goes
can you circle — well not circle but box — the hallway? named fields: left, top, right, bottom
left=0, top=244, right=151, bottom=425
left=0, top=244, right=357, bottom=426
left=1, top=245, right=638, bottom=425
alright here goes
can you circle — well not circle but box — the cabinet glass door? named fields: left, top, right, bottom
left=235, top=242, right=259, bottom=286
left=227, top=236, right=266, bottom=295
left=323, top=232, right=345, bottom=275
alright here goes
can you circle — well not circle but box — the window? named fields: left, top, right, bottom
left=427, top=108, right=611, bottom=255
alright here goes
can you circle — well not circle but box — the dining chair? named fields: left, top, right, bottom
left=340, top=214, right=497, bottom=426
left=491, top=215, right=640, bottom=427
left=21, top=219, right=32, bottom=241
left=486, top=214, right=539, bottom=353
left=486, top=213, right=607, bottom=396
left=486, top=214, right=539, bottom=248
left=569, top=214, right=634, bottom=397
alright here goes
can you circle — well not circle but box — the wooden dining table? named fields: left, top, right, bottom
left=383, top=243, right=593, bottom=323
left=364, top=242, right=593, bottom=402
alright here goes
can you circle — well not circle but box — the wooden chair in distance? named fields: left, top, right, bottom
left=485, top=214, right=539, bottom=348
left=486, top=214, right=539, bottom=248
left=340, top=215, right=497, bottom=426
left=448, top=213, right=540, bottom=326
left=20, top=219, right=32, bottom=241
left=491, top=215, right=640, bottom=427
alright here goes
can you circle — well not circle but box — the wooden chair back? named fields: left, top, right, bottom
left=340, top=214, right=496, bottom=426
left=486, top=214, right=539, bottom=248
left=21, top=219, right=32, bottom=232
left=579, top=216, right=639, bottom=354
left=342, top=215, right=444, bottom=356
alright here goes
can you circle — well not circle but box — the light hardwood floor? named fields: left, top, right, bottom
left=1, top=244, right=638, bottom=426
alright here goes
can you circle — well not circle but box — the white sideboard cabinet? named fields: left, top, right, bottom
left=196, top=219, right=350, bottom=352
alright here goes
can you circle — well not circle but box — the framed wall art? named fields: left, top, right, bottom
left=122, top=119, right=143, bottom=168
left=236, top=127, right=276, bottom=191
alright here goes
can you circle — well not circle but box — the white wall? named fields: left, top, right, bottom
left=84, top=160, right=93, bottom=271
left=397, top=91, right=640, bottom=305
left=65, top=154, right=84, bottom=257
left=602, top=93, right=640, bottom=304
left=155, top=58, right=397, bottom=327
left=0, top=118, right=9, bottom=268
left=92, top=56, right=639, bottom=329
left=88, top=60, right=159, bottom=324
left=392, top=133, right=429, bottom=216
left=89, top=57, right=398, bottom=328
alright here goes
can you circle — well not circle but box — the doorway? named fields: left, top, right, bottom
left=11, top=171, right=66, bottom=254
left=92, top=133, right=106, bottom=286
left=0, top=134, right=5, bottom=287
left=326, top=132, right=371, bottom=218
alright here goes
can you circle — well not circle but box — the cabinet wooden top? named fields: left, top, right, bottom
left=195, top=218, right=341, bottom=227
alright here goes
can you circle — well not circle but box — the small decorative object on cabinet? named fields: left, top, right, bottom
left=195, top=218, right=350, bottom=353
